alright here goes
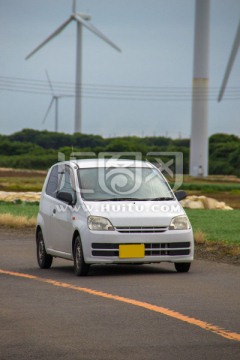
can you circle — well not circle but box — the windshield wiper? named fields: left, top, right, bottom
left=95, top=197, right=174, bottom=201
left=150, top=197, right=174, bottom=201
left=83, top=197, right=174, bottom=202
left=98, top=197, right=146, bottom=201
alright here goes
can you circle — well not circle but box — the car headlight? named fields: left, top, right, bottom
left=169, top=215, right=191, bottom=230
left=88, top=216, right=115, bottom=231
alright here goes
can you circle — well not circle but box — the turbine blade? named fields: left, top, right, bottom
left=58, top=94, right=74, bottom=98
left=218, top=20, right=240, bottom=102
left=26, top=17, right=73, bottom=60
left=45, top=69, right=55, bottom=95
left=72, top=0, right=76, bottom=14
left=42, top=98, right=55, bottom=124
left=74, top=14, right=121, bottom=52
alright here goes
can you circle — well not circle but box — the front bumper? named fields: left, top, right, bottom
left=81, top=228, right=194, bottom=264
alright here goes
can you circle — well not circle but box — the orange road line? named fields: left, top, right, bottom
left=1, top=268, right=240, bottom=342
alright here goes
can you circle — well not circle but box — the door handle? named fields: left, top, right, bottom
left=52, top=208, right=56, bottom=215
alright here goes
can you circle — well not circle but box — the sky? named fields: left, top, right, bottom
left=0, top=0, right=240, bottom=138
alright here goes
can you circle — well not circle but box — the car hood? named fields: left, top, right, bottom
left=83, top=200, right=185, bottom=227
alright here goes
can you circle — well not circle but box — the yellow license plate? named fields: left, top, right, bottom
left=119, top=244, right=145, bottom=259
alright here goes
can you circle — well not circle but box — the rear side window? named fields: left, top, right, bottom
left=46, top=165, right=59, bottom=198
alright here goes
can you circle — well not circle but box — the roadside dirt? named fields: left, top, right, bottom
left=195, top=242, right=240, bottom=266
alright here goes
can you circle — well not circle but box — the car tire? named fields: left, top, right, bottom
left=174, top=262, right=191, bottom=273
left=37, top=231, right=53, bottom=269
left=73, top=236, right=89, bottom=276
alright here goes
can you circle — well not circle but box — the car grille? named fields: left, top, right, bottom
left=91, top=242, right=191, bottom=257
left=115, top=226, right=168, bottom=233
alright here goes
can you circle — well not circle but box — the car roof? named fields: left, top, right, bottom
left=57, top=158, right=155, bottom=169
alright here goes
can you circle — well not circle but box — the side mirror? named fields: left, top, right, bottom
left=57, top=191, right=74, bottom=205
left=174, top=190, right=187, bottom=201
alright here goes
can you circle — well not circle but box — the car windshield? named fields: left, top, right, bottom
left=78, top=167, right=173, bottom=201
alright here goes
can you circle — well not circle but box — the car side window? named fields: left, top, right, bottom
left=58, top=165, right=76, bottom=203
left=45, top=165, right=59, bottom=198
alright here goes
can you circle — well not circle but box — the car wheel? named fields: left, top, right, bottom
left=37, top=231, right=53, bottom=269
left=174, top=262, right=191, bottom=273
left=73, top=236, right=89, bottom=276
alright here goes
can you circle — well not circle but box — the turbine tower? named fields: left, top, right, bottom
left=43, top=70, right=72, bottom=132
left=26, top=0, right=121, bottom=133
left=218, top=20, right=240, bottom=101
left=190, top=0, right=210, bottom=177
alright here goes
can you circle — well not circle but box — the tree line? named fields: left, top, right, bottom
left=0, top=129, right=239, bottom=176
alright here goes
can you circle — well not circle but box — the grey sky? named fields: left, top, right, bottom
left=0, top=0, right=240, bottom=138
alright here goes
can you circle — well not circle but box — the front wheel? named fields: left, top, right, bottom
left=73, top=236, right=89, bottom=276
left=174, top=262, right=191, bottom=273
left=37, top=231, right=53, bottom=269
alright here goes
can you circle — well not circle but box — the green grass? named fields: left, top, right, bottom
left=186, top=209, right=240, bottom=245
left=0, top=202, right=39, bottom=218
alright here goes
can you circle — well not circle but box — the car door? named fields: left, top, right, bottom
left=41, top=164, right=60, bottom=250
left=49, top=164, right=76, bottom=256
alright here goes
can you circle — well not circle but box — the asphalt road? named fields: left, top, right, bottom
left=0, top=229, right=239, bottom=360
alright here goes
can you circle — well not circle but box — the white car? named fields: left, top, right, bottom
left=36, top=159, right=194, bottom=276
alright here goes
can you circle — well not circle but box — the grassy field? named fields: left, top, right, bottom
left=0, top=177, right=44, bottom=192
left=186, top=209, right=240, bottom=245
left=0, top=202, right=39, bottom=218
left=2, top=177, right=240, bottom=193
left=0, top=202, right=239, bottom=247
left=0, top=177, right=45, bottom=192
left=0, top=168, right=46, bottom=192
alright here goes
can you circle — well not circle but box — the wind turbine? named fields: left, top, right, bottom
left=218, top=20, right=240, bottom=101
left=190, top=0, right=210, bottom=177
left=26, top=0, right=121, bottom=133
left=43, top=70, right=72, bottom=132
